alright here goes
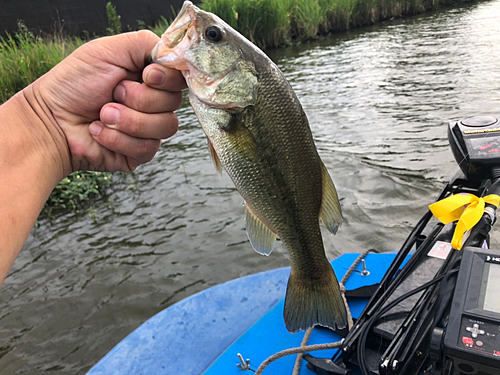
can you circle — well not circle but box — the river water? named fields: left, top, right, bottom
left=2, top=1, right=500, bottom=373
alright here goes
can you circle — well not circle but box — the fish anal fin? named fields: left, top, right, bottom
left=207, top=137, right=222, bottom=177
left=319, top=161, right=343, bottom=235
left=245, top=206, right=277, bottom=256
left=284, top=266, right=347, bottom=333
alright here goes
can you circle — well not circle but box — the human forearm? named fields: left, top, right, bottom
left=0, top=90, right=69, bottom=285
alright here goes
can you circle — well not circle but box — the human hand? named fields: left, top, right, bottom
left=0, top=30, right=188, bottom=284
left=25, top=30, right=186, bottom=174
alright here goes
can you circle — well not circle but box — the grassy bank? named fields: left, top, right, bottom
left=201, top=0, right=478, bottom=49
left=43, top=171, right=113, bottom=217
left=0, top=25, right=83, bottom=103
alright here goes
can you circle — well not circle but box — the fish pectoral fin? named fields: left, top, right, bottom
left=245, top=206, right=277, bottom=256
left=207, top=137, right=223, bottom=177
left=319, top=161, right=343, bottom=235
left=222, top=116, right=258, bottom=161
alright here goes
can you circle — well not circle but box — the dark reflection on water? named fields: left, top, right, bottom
left=2, top=1, right=500, bottom=373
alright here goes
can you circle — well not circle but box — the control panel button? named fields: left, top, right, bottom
left=462, top=336, right=474, bottom=346
left=466, top=324, right=486, bottom=338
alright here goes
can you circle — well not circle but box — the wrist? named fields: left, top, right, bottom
left=21, top=83, right=73, bottom=179
left=0, top=88, right=71, bottom=284
left=0, top=85, right=70, bottom=207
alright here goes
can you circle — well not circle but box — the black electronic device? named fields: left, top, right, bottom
left=317, top=117, right=500, bottom=375
left=443, top=247, right=500, bottom=375
left=448, top=115, right=500, bottom=180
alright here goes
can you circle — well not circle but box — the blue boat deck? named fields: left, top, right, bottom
left=87, top=253, right=400, bottom=375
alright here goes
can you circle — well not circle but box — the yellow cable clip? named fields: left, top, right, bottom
left=429, top=193, right=500, bottom=250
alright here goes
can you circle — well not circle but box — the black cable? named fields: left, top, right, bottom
left=356, top=270, right=458, bottom=375
left=490, top=167, right=500, bottom=182
left=341, top=183, right=453, bottom=360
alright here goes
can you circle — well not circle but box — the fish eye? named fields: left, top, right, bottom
left=205, top=25, right=223, bottom=42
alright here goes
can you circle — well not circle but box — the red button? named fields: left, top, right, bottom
left=463, top=337, right=474, bottom=346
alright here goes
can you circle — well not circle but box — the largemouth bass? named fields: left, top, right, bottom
left=150, top=1, right=347, bottom=333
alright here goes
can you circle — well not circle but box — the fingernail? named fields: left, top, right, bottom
left=114, top=84, right=126, bottom=103
left=146, top=68, right=165, bottom=86
left=89, top=122, right=103, bottom=136
left=102, top=107, right=120, bottom=127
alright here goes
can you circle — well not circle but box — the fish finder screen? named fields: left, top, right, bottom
left=466, top=137, right=500, bottom=159
left=478, top=262, right=500, bottom=313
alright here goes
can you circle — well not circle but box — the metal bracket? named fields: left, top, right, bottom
left=236, top=353, right=253, bottom=371
left=360, top=259, right=370, bottom=276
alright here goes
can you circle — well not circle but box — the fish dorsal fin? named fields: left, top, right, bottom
left=319, top=161, right=343, bottom=235
left=207, top=137, right=222, bottom=177
left=245, top=205, right=277, bottom=256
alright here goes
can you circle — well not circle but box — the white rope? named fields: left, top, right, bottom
left=254, top=341, right=343, bottom=375
left=291, top=327, right=314, bottom=375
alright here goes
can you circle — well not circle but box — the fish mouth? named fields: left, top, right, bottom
left=149, top=1, right=247, bottom=109
left=161, top=1, right=195, bottom=49
left=151, top=38, right=233, bottom=108
left=149, top=2, right=212, bottom=78
left=150, top=37, right=225, bottom=93
left=149, top=39, right=190, bottom=71
left=149, top=1, right=197, bottom=70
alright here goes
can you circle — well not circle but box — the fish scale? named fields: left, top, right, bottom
left=151, top=0, right=346, bottom=333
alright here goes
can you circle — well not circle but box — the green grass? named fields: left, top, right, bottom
left=42, top=171, right=113, bottom=217
left=200, top=0, right=294, bottom=49
left=106, top=2, right=123, bottom=35
left=201, top=0, right=477, bottom=49
left=0, top=24, right=83, bottom=103
left=149, top=15, right=171, bottom=37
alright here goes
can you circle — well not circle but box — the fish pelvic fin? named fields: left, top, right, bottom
left=207, top=137, right=223, bottom=177
left=319, top=161, right=343, bottom=235
left=283, top=267, right=347, bottom=333
left=245, top=206, right=277, bottom=256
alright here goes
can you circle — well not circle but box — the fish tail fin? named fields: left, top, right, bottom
left=283, top=267, right=347, bottom=333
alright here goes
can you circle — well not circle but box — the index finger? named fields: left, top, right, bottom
left=143, top=64, right=187, bottom=92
